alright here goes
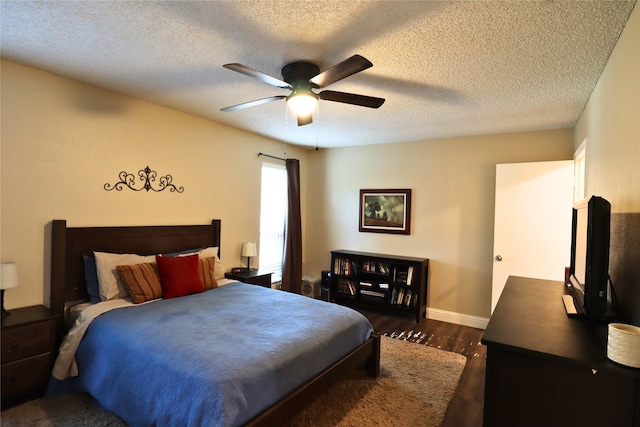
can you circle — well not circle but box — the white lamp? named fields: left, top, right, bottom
left=241, top=242, right=257, bottom=271
left=0, top=262, right=19, bottom=316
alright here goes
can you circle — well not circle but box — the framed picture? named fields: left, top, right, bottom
left=359, top=189, right=411, bottom=235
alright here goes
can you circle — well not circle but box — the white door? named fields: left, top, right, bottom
left=491, top=161, right=574, bottom=313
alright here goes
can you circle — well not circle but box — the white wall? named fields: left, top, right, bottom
left=0, top=60, right=309, bottom=309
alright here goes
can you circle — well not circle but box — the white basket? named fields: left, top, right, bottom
left=607, top=323, right=640, bottom=368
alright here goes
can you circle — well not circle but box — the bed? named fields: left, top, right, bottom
left=48, top=219, right=380, bottom=426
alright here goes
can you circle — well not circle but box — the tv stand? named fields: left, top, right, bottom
left=482, top=276, right=640, bottom=427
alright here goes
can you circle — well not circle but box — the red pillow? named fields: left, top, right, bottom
left=155, top=254, right=204, bottom=299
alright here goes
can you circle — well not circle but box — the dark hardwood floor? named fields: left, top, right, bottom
left=355, top=307, right=486, bottom=427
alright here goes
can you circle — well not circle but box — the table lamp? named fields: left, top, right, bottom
left=241, top=242, right=257, bottom=271
left=1, top=262, right=19, bottom=316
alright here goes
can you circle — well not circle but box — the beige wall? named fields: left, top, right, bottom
left=574, top=5, right=639, bottom=324
left=574, top=4, right=639, bottom=213
left=0, top=60, right=309, bottom=309
left=0, top=60, right=575, bottom=322
left=305, top=130, right=574, bottom=320
left=3, top=3, right=636, bottom=323
left=304, top=6, right=640, bottom=323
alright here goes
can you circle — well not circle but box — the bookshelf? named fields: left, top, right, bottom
left=330, top=250, right=429, bottom=323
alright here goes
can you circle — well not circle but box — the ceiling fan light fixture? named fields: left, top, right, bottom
left=222, top=55, right=384, bottom=127
left=286, top=91, right=318, bottom=116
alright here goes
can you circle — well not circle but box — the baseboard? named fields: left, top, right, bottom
left=426, top=307, right=489, bottom=330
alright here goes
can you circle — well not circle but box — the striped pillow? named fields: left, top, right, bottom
left=116, top=262, right=162, bottom=304
left=199, top=256, right=219, bottom=290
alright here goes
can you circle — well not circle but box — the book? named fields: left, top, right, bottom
left=348, top=281, right=356, bottom=295
left=404, top=289, right=412, bottom=306
left=407, top=266, right=414, bottom=285
left=377, top=262, right=390, bottom=273
left=337, top=278, right=356, bottom=295
left=361, top=289, right=386, bottom=298
left=334, top=257, right=355, bottom=275
left=396, top=267, right=409, bottom=284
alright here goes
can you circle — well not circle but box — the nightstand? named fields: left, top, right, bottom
left=225, top=270, right=273, bottom=288
left=1, top=305, right=58, bottom=406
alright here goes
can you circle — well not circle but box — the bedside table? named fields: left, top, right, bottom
left=225, top=270, right=273, bottom=288
left=1, top=305, right=58, bottom=406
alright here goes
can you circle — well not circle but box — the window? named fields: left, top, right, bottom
left=259, top=163, right=287, bottom=283
left=574, top=139, right=586, bottom=202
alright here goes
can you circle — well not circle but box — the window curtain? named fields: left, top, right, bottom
left=282, top=158, right=302, bottom=293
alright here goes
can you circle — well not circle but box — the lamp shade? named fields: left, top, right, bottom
left=0, top=262, right=19, bottom=290
left=241, top=242, right=257, bottom=258
left=287, top=92, right=318, bottom=116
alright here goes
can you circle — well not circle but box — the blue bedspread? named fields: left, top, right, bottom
left=72, top=283, right=373, bottom=427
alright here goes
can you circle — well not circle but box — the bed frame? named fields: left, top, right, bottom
left=49, top=219, right=380, bottom=426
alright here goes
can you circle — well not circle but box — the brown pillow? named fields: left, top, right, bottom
left=116, top=262, right=162, bottom=304
left=199, top=256, right=219, bottom=290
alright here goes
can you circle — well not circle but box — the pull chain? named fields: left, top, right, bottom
left=283, top=103, right=289, bottom=156
left=315, top=102, right=320, bottom=151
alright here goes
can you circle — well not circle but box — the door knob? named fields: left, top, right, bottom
left=495, top=255, right=503, bottom=261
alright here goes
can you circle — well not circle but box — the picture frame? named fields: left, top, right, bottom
left=359, top=189, right=411, bottom=235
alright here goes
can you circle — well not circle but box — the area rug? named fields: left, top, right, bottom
left=284, top=336, right=467, bottom=426
left=1, top=336, right=466, bottom=427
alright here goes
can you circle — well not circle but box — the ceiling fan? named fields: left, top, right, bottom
left=221, top=54, right=385, bottom=126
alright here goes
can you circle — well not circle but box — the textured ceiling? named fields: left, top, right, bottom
left=1, top=1, right=636, bottom=148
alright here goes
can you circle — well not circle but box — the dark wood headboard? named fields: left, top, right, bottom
left=50, top=219, right=221, bottom=321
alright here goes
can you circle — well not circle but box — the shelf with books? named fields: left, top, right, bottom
left=330, top=250, right=429, bottom=323
left=333, top=256, right=356, bottom=276
left=336, top=278, right=357, bottom=298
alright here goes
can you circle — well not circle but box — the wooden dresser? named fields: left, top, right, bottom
left=482, top=276, right=640, bottom=427
left=1, top=305, right=57, bottom=406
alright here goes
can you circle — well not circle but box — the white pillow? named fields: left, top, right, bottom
left=94, top=252, right=155, bottom=301
left=179, top=247, right=224, bottom=280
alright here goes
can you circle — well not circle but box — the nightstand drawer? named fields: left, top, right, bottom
left=1, top=353, right=52, bottom=400
left=244, top=275, right=272, bottom=287
left=2, top=320, right=54, bottom=363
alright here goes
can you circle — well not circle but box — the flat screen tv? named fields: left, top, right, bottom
left=568, top=196, right=611, bottom=321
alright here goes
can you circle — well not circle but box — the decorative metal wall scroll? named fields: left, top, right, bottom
left=104, top=166, right=184, bottom=193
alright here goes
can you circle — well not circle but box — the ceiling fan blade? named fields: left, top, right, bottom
left=297, top=114, right=313, bottom=126
left=319, top=90, right=385, bottom=108
left=223, top=63, right=291, bottom=89
left=309, top=55, right=373, bottom=88
left=220, top=96, right=286, bottom=112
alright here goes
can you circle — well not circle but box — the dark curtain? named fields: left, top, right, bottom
left=282, top=158, right=302, bottom=293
